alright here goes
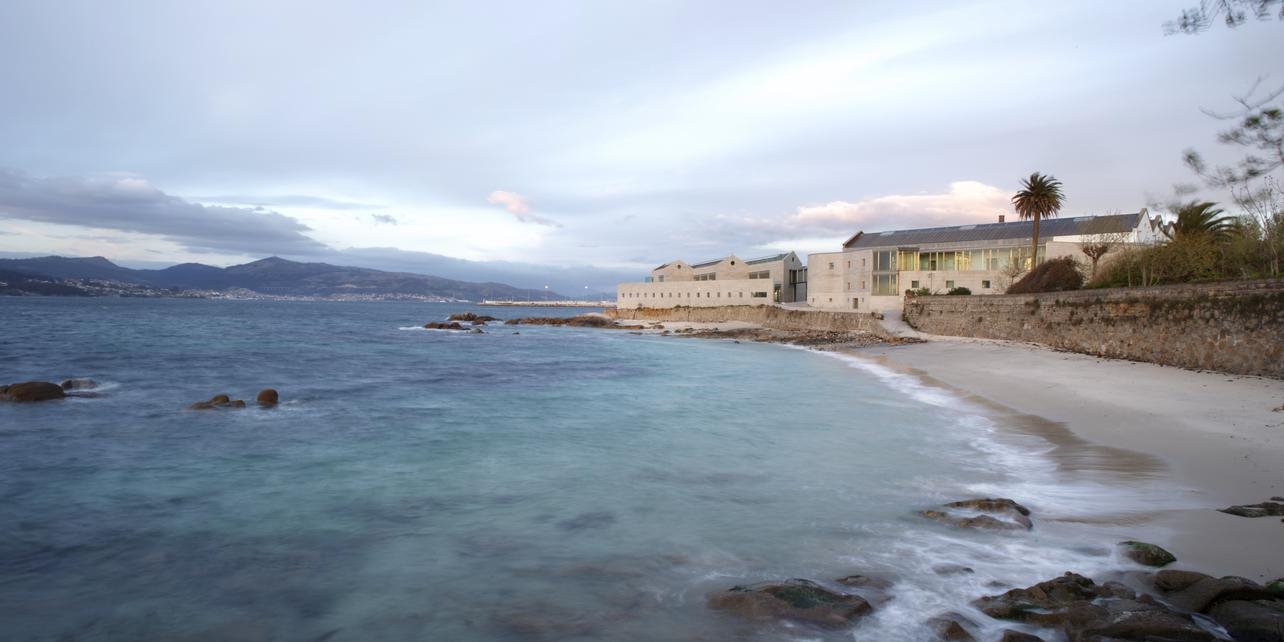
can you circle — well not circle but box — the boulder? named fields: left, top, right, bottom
left=60, top=378, right=98, bottom=390
left=3, top=381, right=66, bottom=402
left=707, top=579, right=872, bottom=629
left=189, top=394, right=240, bottom=410
left=256, top=389, right=279, bottom=406
left=927, top=613, right=976, bottom=641
left=999, top=630, right=1045, bottom=642
left=424, top=322, right=467, bottom=330
left=1268, top=578, right=1284, bottom=597
left=1163, top=575, right=1276, bottom=613
left=447, top=312, right=498, bottom=323
left=921, top=498, right=1033, bottom=531
left=1220, top=501, right=1284, bottom=518
left=974, top=572, right=1217, bottom=640
left=1154, top=570, right=1212, bottom=592
left=933, top=564, right=976, bottom=576
left=1207, top=600, right=1284, bottom=641
left=1119, top=541, right=1177, bottom=567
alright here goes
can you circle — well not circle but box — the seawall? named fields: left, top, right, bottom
left=903, top=279, right=1284, bottom=378
left=606, top=305, right=891, bottom=337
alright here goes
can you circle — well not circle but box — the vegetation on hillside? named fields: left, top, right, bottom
left=1007, top=257, right=1084, bottom=294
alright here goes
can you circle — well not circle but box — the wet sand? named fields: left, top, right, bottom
left=849, top=339, right=1284, bottom=582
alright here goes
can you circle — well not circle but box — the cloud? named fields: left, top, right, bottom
left=789, top=181, right=1013, bottom=233
left=0, top=169, right=326, bottom=255
left=192, top=194, right=387, bottom=210
left=370, top=213, right=399, bottom=225
left=486, top=189, right=557, bottom=226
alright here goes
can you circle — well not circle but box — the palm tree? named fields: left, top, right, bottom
left=1162, top=201, right=1235, bottom=242
left=1011, top=172, right=1065, bottom=269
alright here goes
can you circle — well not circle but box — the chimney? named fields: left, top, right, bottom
left=998, top=214, right=1006, bottom=223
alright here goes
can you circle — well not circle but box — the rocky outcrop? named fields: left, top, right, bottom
left=60, top=378, right=98, bottom=390
left=1118, top=541, right=1176, bottom=567
left=256, top=389, right=279, bottom=406
left=921, top=498, right=1034, bottom=531
left=707, top=579, right=873, bottom=630
left=998, top=630, right=1045, bottom=642
left=975, top=572, right=1217, bottom=641
left=190, top=394, right=245, bottom=410
left=2, top=381, right=67, bottom=402
left=504, top=315, right=642, bottom=329
left=1220, top=500, right=1284, bottom=518
left=927, top=612, right=977, bottom=640
left=424, top=321, right=468, bottom=330
left=448, top=312, right=498, bottom=323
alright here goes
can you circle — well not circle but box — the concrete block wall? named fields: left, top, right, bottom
left=607, top=304, right=890, bottom=337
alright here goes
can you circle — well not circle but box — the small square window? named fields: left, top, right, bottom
left=911, top=280, right=920, bottom=288
left=828, top=262, right=835, bottom=269
left=982, top=280, right=991, bottom=289
left=946, top=280, right=955, bottom=289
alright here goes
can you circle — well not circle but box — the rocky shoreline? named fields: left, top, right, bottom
left=705, top=496, right=1284, bottom=640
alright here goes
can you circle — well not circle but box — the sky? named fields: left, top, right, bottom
left=1, top=0, right=1281, bottom=291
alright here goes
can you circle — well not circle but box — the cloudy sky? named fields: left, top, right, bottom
left=1, top=1, right=1281, bottom=290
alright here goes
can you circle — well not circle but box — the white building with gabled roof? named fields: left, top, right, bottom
left=616, top=251, right=806, bottom=309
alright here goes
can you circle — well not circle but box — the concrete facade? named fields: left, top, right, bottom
left=807, top=211, right=1165, bottom=313
left=617, top=252, right=806, bottom=309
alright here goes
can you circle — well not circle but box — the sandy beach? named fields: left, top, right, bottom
left=852, top=337, right=1284, bottom=583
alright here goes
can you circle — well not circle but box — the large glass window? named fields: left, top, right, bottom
left=872, top=273, right=898, bottom=295
left=873, top=250, right=895, bottom=271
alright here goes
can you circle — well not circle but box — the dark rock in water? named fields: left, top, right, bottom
left=999, top=630, right=1045, bottom=642
left=3, top=381, right=67, bottom=402
left=707, top=579, right=872, bottom=629
left=1268, top=578, right=1284, bottom=596
left=503, top=315, right=644, bottom=329
left=424, top=321, right=467, bottom=330
left=921, top=498, right=1033, bottom=530
left=835, top=574, right=893, bottom=590
left=1154, top=569, right=1211, bottom=592
left=1208, top=599, right=1284, bottom=641
left=933, top=564, right=976, bottom=576
left=1220, top=501, right=1284, bottom=518
left=1163, top=574, right=1276, bottom=613
left=189, top=394, right=242, bottom=410
left=60, top=378, right=98, bottom=390
left=1119, top=541, right=1176, bottom=567
left=447, top=312, right=498, bottom=323
left=471, top=328, right=484, bottom=334
left=974, top=572, right=1218, bottom=640
left=927, top=612, right=976, bottom=640
left=256, top=389, right=279, bottom=406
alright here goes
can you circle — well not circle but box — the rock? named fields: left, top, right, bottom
left=1268, top=578, right=1284, bottom=596
left=1119, top=541, right=1177, bottom=567
left=1220, top=502, right=1284, bottom=518
left=1163, top=575, right=1275, bottom=613
left=189, top=394, right=240, bottom=410
left=932, top=564, right=975, bottom=576
left=976, top=572, right=1219, bottom=640
left=471, top=328, right=484, bottom=334
left=256, top=389, right=279, bottom=406
left=927, top=613, right=976, bottom=640
left=424, top=322, right=467, bottom=330
left=999, top=630, right=1045, bottom=642
left=835, top=574, right=893, bottom=590
left=3, top=381, right=67, bottom=402
left=921, top=498, right=1033, bottom=530
left=1154, top=569, right=1212, bottom=592
left=1208, top=599, right=1284, bottom=641
left=60, top=378, right=98, bottom=390
left=707, top=579, right=873, bottom=629
left=447, top=312, right=498, bottom=323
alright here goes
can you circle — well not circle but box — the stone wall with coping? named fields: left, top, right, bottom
left=607, top=304, right=890, bottom=337
left=902, top=279, right=1284, bottom=378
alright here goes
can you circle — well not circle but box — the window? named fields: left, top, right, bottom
left=846, top=260, right=851, bottom=268
left=739, top=292, right=743, bottom=298
left=657, top=275, right=664, bottom=282
left=852, top=298, right=859, bottom=309
left=873, top=250, right=894, bottom=271
left=982, top=280, right=991, bottom=289
left=946, top=280, right=955, bottom=290
left=872, top=273, right=898, bottom=296
left=748, top=270, right=770, bottom=279
left=695, top=273, right=717, bottom=281
left=828, top=262, right=835, bottom=270
left=752, top=292, right=767, bottom=298
left=861, top=258, right=866, bottom=267
left=911, top=280, right=920, bottom=289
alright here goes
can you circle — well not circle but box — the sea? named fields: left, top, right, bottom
left=0, top=298, right=1177, bottom=641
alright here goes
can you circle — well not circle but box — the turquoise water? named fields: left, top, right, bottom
left=0, top=298, right=1165, bottom=640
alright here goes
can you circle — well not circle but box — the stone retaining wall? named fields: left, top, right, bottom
left=607, top=305, right=890, bottom=337
left=903, top=279, right=1284, bottom=378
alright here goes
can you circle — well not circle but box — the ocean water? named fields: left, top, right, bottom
left=0, top=298, right=1175, bottom=641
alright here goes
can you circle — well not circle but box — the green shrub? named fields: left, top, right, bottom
left=1007, top=257, right=1084, bottom=294
left=904, top=287, right=933, bottom=297
left=946, top=286, right=971, bottom=295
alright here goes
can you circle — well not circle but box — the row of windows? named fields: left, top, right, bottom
left=823, top=248, right=1044, bottom=273
left=694, top=273, right=717, bottom=281
left=623, top=290, right=770, bottom=299
left=747, top=270, right=770, bottom=279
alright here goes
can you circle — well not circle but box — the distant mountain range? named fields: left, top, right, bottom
left=0, top=255, right=584, bottom=301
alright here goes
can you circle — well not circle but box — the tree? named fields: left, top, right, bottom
left=1166, top=0, right=1283, bottom=34
left=1183, top=80, right=1284, bottom=275
left=1079, top=231, right=1127, bottom=278
left=1011, top=173, right=1065, bottom=269
left=1162, top=201, right=1236, bottom=242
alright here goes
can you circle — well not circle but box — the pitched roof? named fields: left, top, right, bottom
left=843, top=212, right=1144, bottom=249
left=745, top=252, right=790, bottom=265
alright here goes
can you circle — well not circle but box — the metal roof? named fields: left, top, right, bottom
left=745, top=252, right=790, bottom=265
left=843, top=212, right=1144, bottom=249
